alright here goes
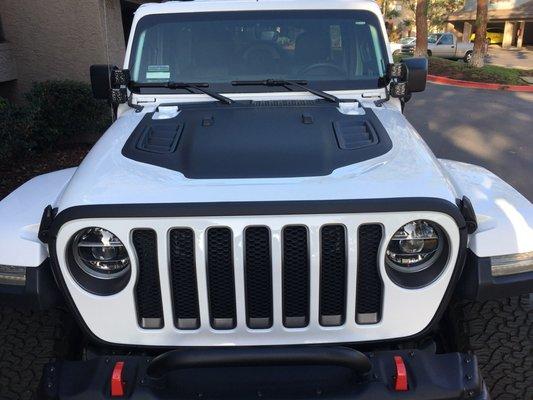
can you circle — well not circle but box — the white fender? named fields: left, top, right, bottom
left=0, top=168, right=76, bottom=267
left=440, top=159, right=533, bottom=257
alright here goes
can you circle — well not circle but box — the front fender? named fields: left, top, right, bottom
left=0, top=168, right=76, bottom=267
left=439, top=159, right=532, bottom=258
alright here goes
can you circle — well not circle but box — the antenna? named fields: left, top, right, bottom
left=102, top=0, right=115, bottom=122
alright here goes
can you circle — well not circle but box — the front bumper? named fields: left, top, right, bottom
left=41, top=348, right=488, bottom=400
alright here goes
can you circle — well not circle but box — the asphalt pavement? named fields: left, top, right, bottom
left=404, top=82, right=533, bottom=201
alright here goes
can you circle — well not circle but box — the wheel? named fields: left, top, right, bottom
left=427, top=50, right=432, bottom=57
left=449, top=295, right=533, bottom=400
left=464, top=51, right=473, bottom=63
left=0, top=305, right=76, bottom=400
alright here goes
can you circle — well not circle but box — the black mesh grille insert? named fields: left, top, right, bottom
left=132, top=229, right=164, bottom=329
left=356, top=225, right=383, bottom=324
left=320, top=225, right=347, bottom=326
left=169, top=229, right=200, bottom=330
left=206, top=228, right=236, bottom=329
left=244, top=227, right=273, bottom=329
left=282, top=226, right=309, bottom=328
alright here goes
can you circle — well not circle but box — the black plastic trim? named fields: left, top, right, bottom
left=455, top=249, right=533, bottom=301
left=0, top=259, right=63, bottom=310
left=46, top=197, right=467, bottom=348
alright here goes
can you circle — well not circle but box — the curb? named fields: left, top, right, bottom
left=427, top=75, right=533, bottom=92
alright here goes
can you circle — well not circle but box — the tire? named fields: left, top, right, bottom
left=0, top=305, right=76, bottom=400
left=449, top=295, right=533, bottom=400
left=464, top=51, right=473, bottom=63
left=427, top=50, right=432, bottom=57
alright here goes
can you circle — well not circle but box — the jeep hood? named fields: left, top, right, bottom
left=56, top=102, right=458, bottom=211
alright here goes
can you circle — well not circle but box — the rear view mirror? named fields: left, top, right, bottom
left=90, top=65, right=130, bottom=103
left=403, top=57, right=427, bottom=93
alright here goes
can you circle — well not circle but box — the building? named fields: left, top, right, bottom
left=447, top=0, right=533, bottom=47
left=0, top=0, right=153, bottom=102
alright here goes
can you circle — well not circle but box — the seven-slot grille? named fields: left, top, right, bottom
left=133, top=224, right=383, bottom=330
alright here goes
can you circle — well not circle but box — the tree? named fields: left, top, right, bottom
left=414, top=0, right=428, bottom=57
left=471, top=0, right=489, bottom=67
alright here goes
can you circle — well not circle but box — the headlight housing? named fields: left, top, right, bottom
left=72, top=228, right=130, bottom=279
left=386, top=220, right=443, bottom=273
left=68, top=227, right=131, bottom=295
left=386, top=220, right=449, bottom=288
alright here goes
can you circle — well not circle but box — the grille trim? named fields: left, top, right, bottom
left=132, top=229, right=164, bottom=329
left=206, top=227, right=237, bottom=330
left=319, top=224, right=348, bottom=327
left=282, top=225, right=310, bottom=328
left=244, top=226, right=273, bottom=329
left=55, top=211, right=462, bottom=347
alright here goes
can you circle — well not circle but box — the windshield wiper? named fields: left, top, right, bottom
left=231, top=79, right=340, bottom=104
left=129, top=81, right=234, bottom=105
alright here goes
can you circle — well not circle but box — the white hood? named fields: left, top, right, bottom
left=55, top=104, right=458, bottom=211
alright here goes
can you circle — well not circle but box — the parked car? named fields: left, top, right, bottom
left=391, top=36, right=416, bottom=55
left=402, top=33, right=474, bottom=62
left=470, top=27, right=504, bottom=44
left=1, top=1, right=531, bottom=399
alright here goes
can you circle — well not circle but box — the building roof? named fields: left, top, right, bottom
left=448, top=0, right=533, bottom=21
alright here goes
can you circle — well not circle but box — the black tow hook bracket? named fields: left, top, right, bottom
left=38, top=205, right=58, bottom=244
left=458, top=196, right=478, bottom=234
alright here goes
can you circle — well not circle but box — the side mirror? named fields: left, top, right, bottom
left=403, top=57, right=428, bottom=93
left=90, top=65, right=130, bottom=103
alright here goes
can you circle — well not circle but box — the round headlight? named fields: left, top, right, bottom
left=72, top=228, right=130, bottom=279
left=386, top=220, right=443, bottom=273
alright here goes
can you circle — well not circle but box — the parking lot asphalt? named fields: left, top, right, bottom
left=404, top=82, right=533, bottom=201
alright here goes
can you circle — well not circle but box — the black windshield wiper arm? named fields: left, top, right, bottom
left=129, top=82, right=234, bottom=105
left=231, top=79, right=340, bottom=104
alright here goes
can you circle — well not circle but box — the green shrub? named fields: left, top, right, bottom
left=26, top=80, right=111, bottom=147
left=0, top=81, right=111, bottom=164
left=0, top=98, right=33, bottom=163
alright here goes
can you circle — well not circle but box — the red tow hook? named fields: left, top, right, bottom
left=111, top=361, right=126, bottom=397
left=394, top=356, right=409, bottom=391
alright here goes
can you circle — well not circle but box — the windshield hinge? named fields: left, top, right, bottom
left=38, top=205, right=58, bottom=244
left=458, top=196, right=478, bottom=234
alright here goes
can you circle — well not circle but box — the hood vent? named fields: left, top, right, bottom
left=136, top=124, right=183, bottom=154
left=251, top=100, right=320, bottom=107
left=333, top=120, right=378, bottom=150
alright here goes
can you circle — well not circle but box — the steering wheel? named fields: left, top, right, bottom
left=299, top=63, right=346, bottom=78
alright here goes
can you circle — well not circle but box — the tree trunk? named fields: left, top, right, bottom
left=471, top=0, right=489, bottom=67
left=414, top=0, right=428, bottom=57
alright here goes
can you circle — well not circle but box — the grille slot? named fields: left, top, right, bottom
left=244, top=227, right=273, bottom=329
left=282, top=226, right=310, bottom=328
left=356, top=224, right=383, bottom=324
left=319, top=225, right=347, bottom=326
left=132, top=229, right=164, bottom=329
left=169, top=229, right=200, bottom=330
left=206, top=228, right=237, bottom=329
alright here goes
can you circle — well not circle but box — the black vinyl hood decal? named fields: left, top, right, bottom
left=122, top=101, right=392, bottom=179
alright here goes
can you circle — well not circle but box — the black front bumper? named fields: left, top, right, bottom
left=41, top=348, right=488, bottom=400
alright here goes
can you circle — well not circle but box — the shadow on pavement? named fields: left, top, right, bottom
left=405, top=83, right=532, bottom=201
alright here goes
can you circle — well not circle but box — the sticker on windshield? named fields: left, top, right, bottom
left=146, top=65, right=170, bottom=80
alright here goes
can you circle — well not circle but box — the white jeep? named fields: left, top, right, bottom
left=0, top=1, right=531, bottom=399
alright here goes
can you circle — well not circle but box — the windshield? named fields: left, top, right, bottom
left=129, top=10, right=389, bottom=93
left=428, top=34, right=442, bottom=44
left=400, top=37, right=414, bottom=44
